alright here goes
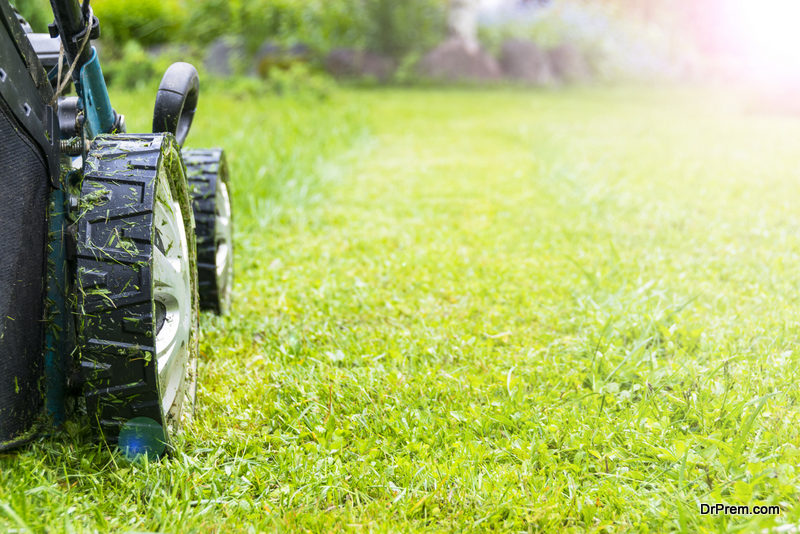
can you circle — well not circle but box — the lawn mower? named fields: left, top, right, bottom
left=0, top=0, right=233, bottom=456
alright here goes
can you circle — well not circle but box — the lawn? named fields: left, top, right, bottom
left=3, top=85, right=800, bottom=532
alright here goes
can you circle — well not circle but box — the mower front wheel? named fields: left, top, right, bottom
left=76, top=134, right=199, bottom=455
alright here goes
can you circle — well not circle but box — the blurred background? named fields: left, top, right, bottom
left=11, top=0, right=800, bottom=95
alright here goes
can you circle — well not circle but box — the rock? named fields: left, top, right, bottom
left=325, top=48, right=360, bottom=77
left=548, top=43, right=590, bottom=83
left=204, top=37, right=245, bottom=77
left=499, top=38, right=554, bottom=85
left=360, top=52, right=395, bottom=82
left=417, top=38, right=501, bottom=82
left=324, top=48, right=396, bottom=82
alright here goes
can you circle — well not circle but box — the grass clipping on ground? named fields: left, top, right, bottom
left=3, top=87, right=800, bottom=532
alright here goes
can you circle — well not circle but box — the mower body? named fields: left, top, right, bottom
left=0, top=0, right=63, bottom=447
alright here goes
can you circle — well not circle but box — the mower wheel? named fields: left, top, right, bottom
left=76, top=134, right=199, bottom=454
left=183, top=149, right=233, bottom=314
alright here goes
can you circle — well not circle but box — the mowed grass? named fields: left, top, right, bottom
left=3, top=85, right=800, bottom=532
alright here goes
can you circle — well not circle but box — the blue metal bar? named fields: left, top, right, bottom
left=79, top=47, right=116, bottom=137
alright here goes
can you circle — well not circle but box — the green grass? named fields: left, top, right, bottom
left=4, top=85, right=800, bottom=532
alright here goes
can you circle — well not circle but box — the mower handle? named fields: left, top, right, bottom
left=152, top=62, right=199, bottom=147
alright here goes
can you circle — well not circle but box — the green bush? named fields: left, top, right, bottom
left=90, top=0, right=444, bottom=61
left=310, top=0, right=369, bottom=51
left=182, top=0, right=239, bottom=46
left=361, top=0, right=445, bottom=59
left=237, top=0, right=445, bottom=60
left=101, top=40, right=157, bottom=89
left=92, top=0, right=185, bottom=47
left=101, top=41, right=197, bottom=91
left=239, top=0, right=306, bottom=51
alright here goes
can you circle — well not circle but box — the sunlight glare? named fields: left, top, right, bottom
left=730, top=0, right=800, bottom=83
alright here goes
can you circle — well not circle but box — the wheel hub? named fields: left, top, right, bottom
left=152, top=180, right=192, bottom=423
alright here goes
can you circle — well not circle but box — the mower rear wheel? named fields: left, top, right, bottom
left=76, top=134, right=199, bottom=454
left=183, top=149, right=233, bottom=314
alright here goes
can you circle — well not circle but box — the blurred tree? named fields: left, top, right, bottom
left=183, top=0, right=237, bottom=45
left=363, top=0, right=446, bottom=58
